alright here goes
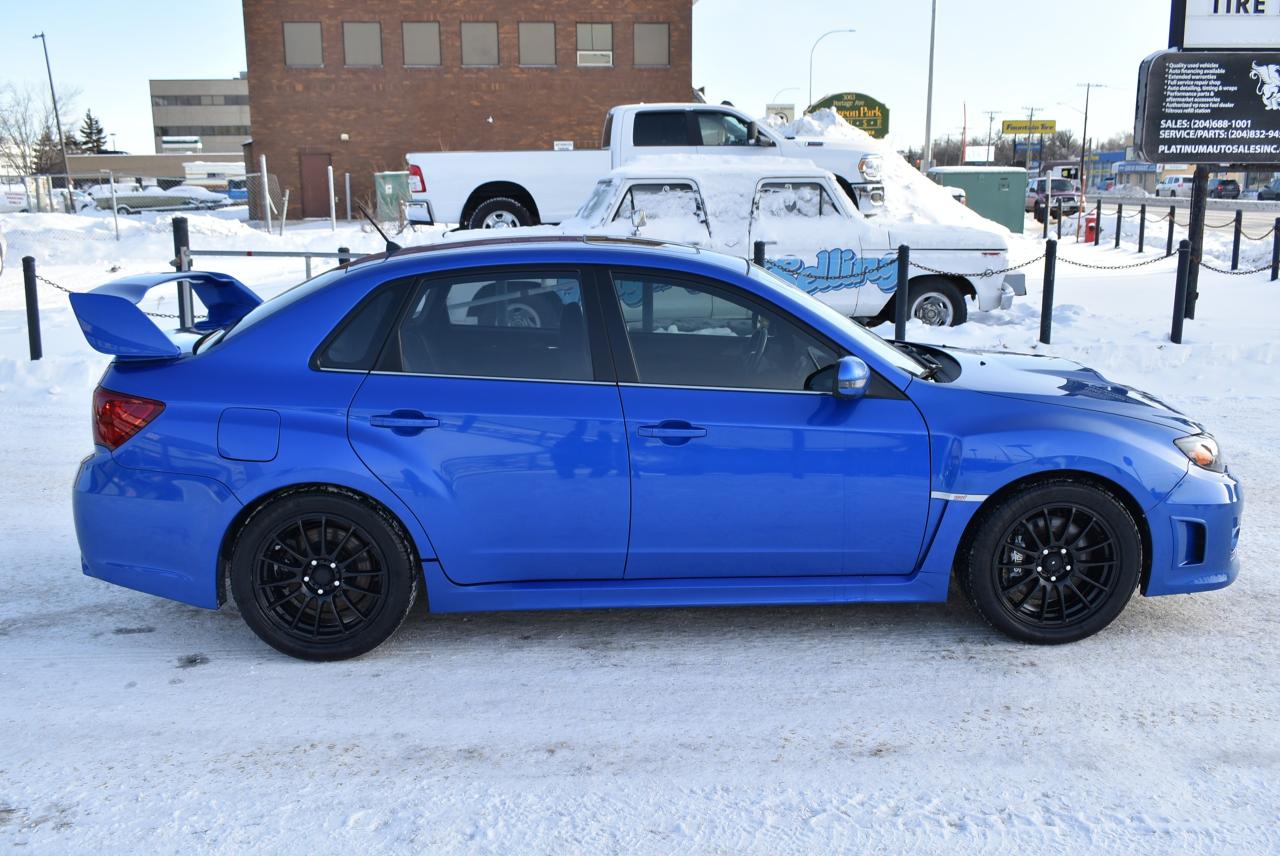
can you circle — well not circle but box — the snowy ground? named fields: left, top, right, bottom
left=1, top=210, right=1278, bottom=854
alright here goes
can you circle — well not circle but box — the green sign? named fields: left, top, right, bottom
left=807, top=92, right=890, bottom=138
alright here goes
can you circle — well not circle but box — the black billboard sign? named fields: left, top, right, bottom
left=1136, top=49, right=1280, bottom=164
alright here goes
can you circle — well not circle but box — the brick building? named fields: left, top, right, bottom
left=241, top=1, right=696, bottom=218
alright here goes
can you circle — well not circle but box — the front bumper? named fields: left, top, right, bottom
left=1144, top=464, right=1243, bottom=596
left=74, top=450, right=242, bottom=609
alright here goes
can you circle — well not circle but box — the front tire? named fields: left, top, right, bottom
left=961, top=481, right=1142, bottom=644
left=467, top=197, right=533, bottom=230
left=907, top=278, right=968, bottom=327
left=229, top=491, right=419, bottom=660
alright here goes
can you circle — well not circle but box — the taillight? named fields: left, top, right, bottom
left=408, top=164, right=426, bottom=193
left=93, top=386, right=164, bottom=450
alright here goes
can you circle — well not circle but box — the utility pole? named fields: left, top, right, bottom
left=1021, top=106, right=1041, bottom=172
left=983, top=111, right=999, bottom=163
left=922, top=0, right=938, bottom=170
left=1075, top=83, right=1107, bottom=239
left=33, top=32, right=70, bottom=210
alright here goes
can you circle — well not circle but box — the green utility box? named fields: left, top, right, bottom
left=374, top=171, right=412, bottom=221
left=927, top=166, right=1028, bottom=233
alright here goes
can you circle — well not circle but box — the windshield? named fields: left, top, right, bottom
left=575, top=179, right=617, bottom=224
left=746, top=265, right=926, bottom=378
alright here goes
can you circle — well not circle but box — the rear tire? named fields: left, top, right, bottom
left=229, top=491, right=418, bottom=661
left=961, top=480, right=1142, bottom=644
left=467, top=197, right=534, bottom=230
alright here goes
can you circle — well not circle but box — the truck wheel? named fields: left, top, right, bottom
left=908, top=278, right=968, bottom=327
left=467, top=197, right=533, bottom=230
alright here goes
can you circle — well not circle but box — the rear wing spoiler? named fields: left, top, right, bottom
left=69, top=271, right=261, bottom=360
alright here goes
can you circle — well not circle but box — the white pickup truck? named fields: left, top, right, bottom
left=507, top=157, right=1022, bottom=327
left=406, top=103, right=885, bottom=229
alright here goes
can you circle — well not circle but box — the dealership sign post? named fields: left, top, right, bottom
left=1136, top=0, right=1280, bottom=321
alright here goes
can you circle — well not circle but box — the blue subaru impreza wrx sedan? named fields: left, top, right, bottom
left=70, top=237, right=1242, bottom=660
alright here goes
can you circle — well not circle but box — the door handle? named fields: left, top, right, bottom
left=637, top=421, right=707, bottom=442
left=369, top=411, right=440, bottom=436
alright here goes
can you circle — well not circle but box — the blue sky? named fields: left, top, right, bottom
left=0, top=0, right=1174, bottom=154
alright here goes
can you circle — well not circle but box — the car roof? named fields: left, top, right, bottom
left=347, top=234, right=749, bottom=277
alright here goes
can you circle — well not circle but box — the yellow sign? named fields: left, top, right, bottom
left=1002, top=119, right=1057, bottom=135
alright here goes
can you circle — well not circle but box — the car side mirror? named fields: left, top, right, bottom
left=834, top=355, right=870, bottom=399
left=630, top=209, right=647, bottom=234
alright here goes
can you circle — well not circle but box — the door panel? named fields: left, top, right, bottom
left=604, top=269, right=932, bottom=579
left=349, top=376, right=630, bottom=584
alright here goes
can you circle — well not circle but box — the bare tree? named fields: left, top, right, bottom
left=0, top=81, right=80, bottom=175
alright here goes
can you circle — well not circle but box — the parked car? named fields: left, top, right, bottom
left=1028, top=177, right=1081, bottom=221
left=405, top=102, right=885, bottom=229
left=1155, top=175, right=1192, bottom=197
left=225, top=178, right=249, bottom=202
left=68, top=236, right=1241, bottom=660
left=1258, top=179, right=1280, bottom=201
left=163, top=184, right=231, bottom=208
left=1208, top=178, right=1240, bottom=199
left=0, top=186, right=94, bottom=213
left=535, top=159, right=1022, bottom=326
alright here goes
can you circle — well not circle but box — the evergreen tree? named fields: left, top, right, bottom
left=79, top=110, right=107, bottom=153
left=33, top=125, right=59, bottom=173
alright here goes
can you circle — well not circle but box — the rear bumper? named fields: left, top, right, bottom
left=1144, top=465, right=1243, bottom=597
left=74, top=450, right=242, bottom=609
left=406, top=199, right=436, bottom=225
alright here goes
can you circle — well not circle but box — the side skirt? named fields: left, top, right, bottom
left=421, top=564, right=951, bottom=614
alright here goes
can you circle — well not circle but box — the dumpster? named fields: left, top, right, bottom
left=927, top=166, right=1028, bottom=233
left=374, top=171, right=412, bottom=221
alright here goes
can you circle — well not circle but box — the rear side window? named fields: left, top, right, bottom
left=632, top=111, right=689, bottom=146
left=315, top=283, right=410, bottom=370
left=382, top=271, right=594, bottom=382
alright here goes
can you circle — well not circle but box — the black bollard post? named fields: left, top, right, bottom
left=1041, top=198, right=1049, bottom=239
left=1114, top=203, right=1123, bottom=248
left=1231, top=209, right=1243, bottom=271
left=171, top=216, right=194, bottom=329
left=894, top=245, right=910, bottom=342
left=1171, top=240, right=1190, bottom=345
left=753, top=240, right=766, bottom=266
left=23, top=256, right=42, bottom=361
left=1094, top=199, right=1103, bottom=246
left=1272, top=218, right=1279, bottom=282
left=338, top=245, right=351, bottom=266
left=1039, top=240, right=1057, bottom=345
left=1166, top=205, right=1176, bottom=257
left=1138, top=204, right=1146, bottom=253
left=1056, top=199, right=1063, bottom=240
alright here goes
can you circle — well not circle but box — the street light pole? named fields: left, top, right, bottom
left=807, top=29, right=856, bottom=113
left=983, top=111, right=999, bottom=163
left=1020, top=106, right=1041, bottom=171
left=33, top=32, right=70, bottom=209
left=922, top=0, right=938, bottom=169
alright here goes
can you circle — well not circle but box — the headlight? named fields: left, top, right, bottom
left=1175, top=433, right=1225, bottom=472
left=859, top=155, right=882, bottom=181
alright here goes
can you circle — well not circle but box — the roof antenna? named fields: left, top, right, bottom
left=354, top=202, right=402, bottom=254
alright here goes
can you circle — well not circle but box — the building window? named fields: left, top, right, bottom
left=518, top=22, right=556, bottom=66
left=343, top=22, right=382, bottom=67
left=576, top=23, right=612, bottom=66
left=156, top=125, right=252, bottom=137
left=283, top=22, right=323, bottom=68
left=152, top=94, right=250, bottom=107
left=403, top=22, right=441, bottom=66
left=633, top=23, right=669, bottom=67
left=461, top=22, right=499, bottom=67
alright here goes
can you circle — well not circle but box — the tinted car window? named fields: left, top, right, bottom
left=611, top=272, right=837, bottom=391
left=633, top=111, right=689, bottom=146
left=384, top=271, right=592, bottom=381
left=316, top=283, right=409, bottom=370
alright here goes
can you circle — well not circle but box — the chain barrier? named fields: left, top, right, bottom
left=907, top=255, right=1046, bottom=279
left=1240, top=225, right=1276, bottom=242
left=32, top=273, right=204, bottom=320
left=1057, top=254, right=1173, bottom=271
left=1198, top=259, right=1274, bottom=276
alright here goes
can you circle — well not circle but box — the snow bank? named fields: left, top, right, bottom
left=766, top=109, right=1010, bottom=233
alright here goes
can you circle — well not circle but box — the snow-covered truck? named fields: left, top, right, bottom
left=405, top=103, right=885, bottom=229
left=534, top=157, right=1022, bottom=326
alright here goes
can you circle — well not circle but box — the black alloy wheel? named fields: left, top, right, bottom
left=962, top=481, right=1141, bottom=644
left=231, top=492, right=418, bottom=660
